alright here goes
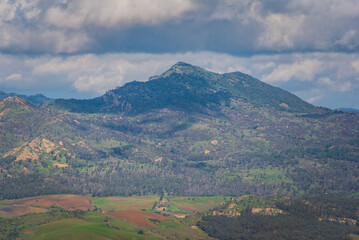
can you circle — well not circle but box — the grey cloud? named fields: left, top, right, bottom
left=262, top=59, right=322, bottom=83
left=0, top=0, right=41, bottom=23
left=0, top=1, right=358, bottom=109
left=0, top=0, right=358, bottom=54
left=335, top=30, right=359, bottom=50
left=45, top=0, right=196, bottom=29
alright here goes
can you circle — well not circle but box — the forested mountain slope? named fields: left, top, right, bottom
left=1, top=63, right=358, bottom=199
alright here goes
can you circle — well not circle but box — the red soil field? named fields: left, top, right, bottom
left=106, top=210, right=172, bottom=228
left=1, top=195, right=93, bottom=211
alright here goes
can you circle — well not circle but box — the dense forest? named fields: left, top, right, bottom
left=197, top=196, right=359, bottom=240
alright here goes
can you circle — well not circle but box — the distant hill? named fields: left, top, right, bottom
left=0, top=90, right=52, bottom=105
left=336, top=108, right=359, bottom=113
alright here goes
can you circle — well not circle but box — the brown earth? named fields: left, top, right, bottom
left=251, top=207, right=283, bottom=216
left=172, top=199, right=218, bottom=213
left=0, top=205, right=48, bottom=216
left=106, top=210, right=172, bottom=228
left=1, top=195, right=93, bottom=211
left=0, top=108, right=11, bottom=118
left=172, top=202, right=198, bottom=212
left=23, top=230, right=34, bottom=235
left=53, top=163, right=69, bottom=167
left=3, top=138, right=65, bottom=162
left=104, top=196, right=158, bottom=211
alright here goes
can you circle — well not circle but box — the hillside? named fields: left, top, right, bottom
left=0, top=63, right=359, bottom=199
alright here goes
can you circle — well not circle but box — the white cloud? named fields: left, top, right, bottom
left=6, top=73, right=22, bottom=81
left=210, top=1, right=306, bottom=51
left=287, top=0, right=359, bottom=16
left=318, top=77, right=352, bottom=92
left=335, top=30, right=359, bottom=49
left=257, top=13, right=306, bottom=50
left=209, top=0, right=359, bottom=52
left=253, top=62, right=275, bottom=72
left=318, top=77, right=334, bottom=87
left=262, top=59, right=322, bottom=83
left=46, top=0, right=196, bottom=29
left=30, top=54, right=174, bottom=93
left=0, top=0, right=358, bottom=54
left=0, top=24, right=91, bottom=53
left=210, top=0, right=260, bottom=21
left=351, top=61, right=359, bottom=72
left=0, top=0, right=41, bottom=24
left=307, top=95, right=324, bottom=104
left=0, top=0, right=18, bottom=23
left=337, top=81, right=352, bottom=92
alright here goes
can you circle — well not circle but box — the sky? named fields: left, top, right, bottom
left=0, top=0, right=358, bottom=109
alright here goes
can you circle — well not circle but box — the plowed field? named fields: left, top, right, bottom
left=1, top=195, right=93, bottom=210
left=107, top=210, right=172, bottom=228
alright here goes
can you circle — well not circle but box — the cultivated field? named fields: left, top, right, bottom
left=0, top=194, right=220, bottom=240
left=107, top=210, right=172, bottom=228
left=1, top=195, right=93, bottom=211
left=93, top=196, right=158, bottom=212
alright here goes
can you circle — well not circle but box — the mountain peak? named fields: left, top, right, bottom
left=0, top=91, right=52, bottom=105
left=0, top=96, right=34, bottom=110
left=161, top=62, right=207, bottom=77
left=1, top=96, right=29, bottom=104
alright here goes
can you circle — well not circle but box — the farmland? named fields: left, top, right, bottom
left=0, top=194, right=219, bottom=240
left=1, top=194, right=359, bottom=239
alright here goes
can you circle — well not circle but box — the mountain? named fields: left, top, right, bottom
left=336, top=108, right=359, bottom=113
left=1, top=63, right=359, bottom=200
left=0, top=96, right=99, bottom=158
left=47, top=62, right=319, bottom=115
left=0, top=90, right=52, bottom=105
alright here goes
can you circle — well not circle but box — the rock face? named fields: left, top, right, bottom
left=3, top=138, right=66, bottom=162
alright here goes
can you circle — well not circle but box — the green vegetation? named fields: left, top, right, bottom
left=198, top=196, right=359, bottom=240
left=1, top=194, right=358, bottom=240
left=31, top=219, right=155, bottom=240
left=349, top=192, right=359, bottom=198
left=0, top=63, right=358, bottom=201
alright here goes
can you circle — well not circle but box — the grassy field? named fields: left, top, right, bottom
left=349, top=192, right=359, bottom=198
left=92, top=196, right=159, bottom=212
left=0, top=194, right=221, bottom=240
left=349, top=234, right=359, bottom=240
left=170, top=196, right=228, bottom=213
left=29, top=218, right=158, bottom=240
